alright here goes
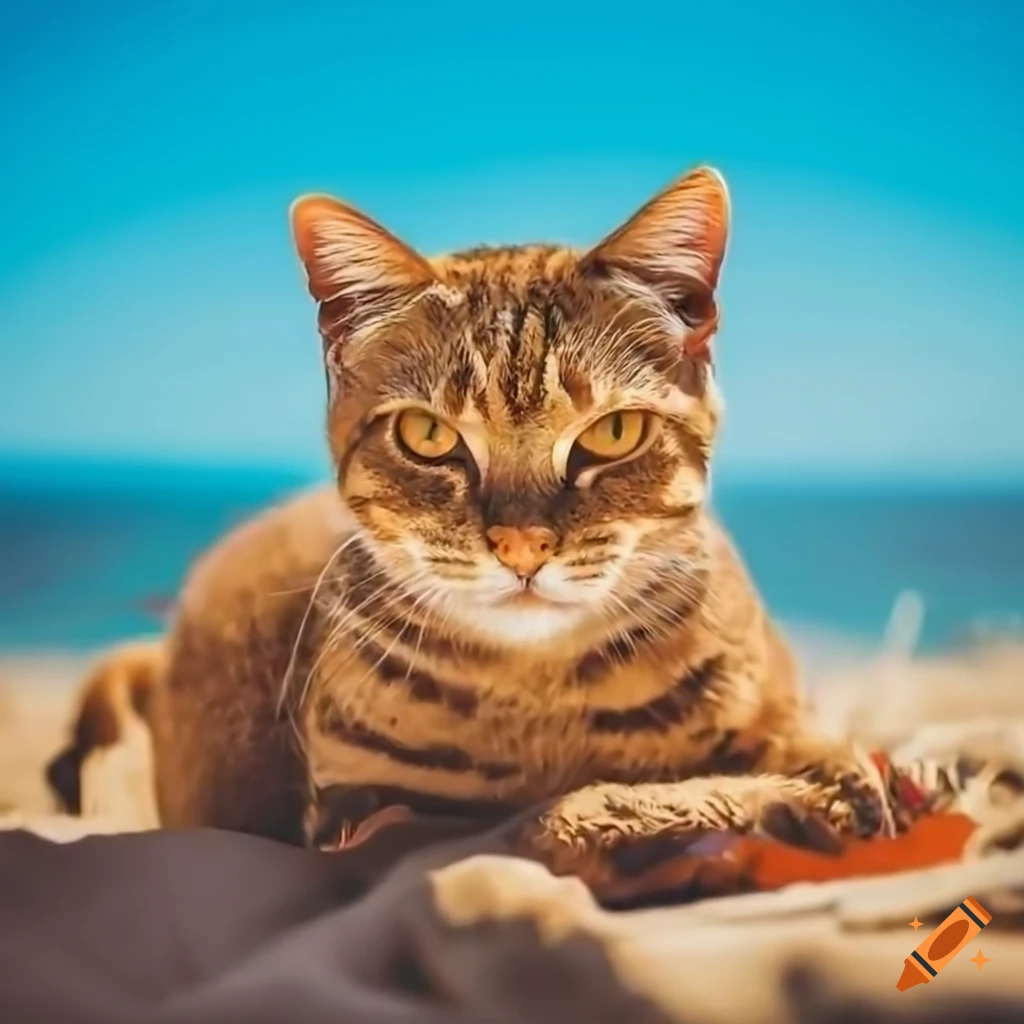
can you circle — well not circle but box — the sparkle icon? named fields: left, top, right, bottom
left=909, top=917, right=923, bottom=930
left=969, top=950, right=991, bottom=971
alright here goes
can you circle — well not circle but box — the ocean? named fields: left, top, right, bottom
left=1, top=461, right=1021, bottom=655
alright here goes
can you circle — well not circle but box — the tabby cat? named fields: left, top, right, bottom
left=52, top=166, right=896, bottom=888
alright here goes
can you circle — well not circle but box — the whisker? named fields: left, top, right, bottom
left=349, top=576, right=436, bottom=694
left=323, top=564, right=394, bottom=637
left=294, top=559, right=405, bottom=711
left=276, top=532, right=361, bottom=718
left=265, top=575, right=354, bottom=598
left=400, top=583, right=437, bottom=690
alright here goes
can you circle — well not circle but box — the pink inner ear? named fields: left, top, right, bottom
left=317, top=292, right=357, bottom=351
left=682, top=315, right=719, bottom=359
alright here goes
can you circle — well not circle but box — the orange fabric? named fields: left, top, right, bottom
left=738, top=812, right=976, bottom=889
left=598, top=813, right=976, bottom=905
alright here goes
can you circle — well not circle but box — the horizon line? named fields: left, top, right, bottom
left=0, top=450, right=1022, bottom=493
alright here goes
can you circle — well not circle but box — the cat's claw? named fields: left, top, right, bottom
left=798, top=758, right=896, bottom=839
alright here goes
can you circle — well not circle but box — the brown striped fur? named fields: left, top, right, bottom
left=54, top=167, right=893, bottom=880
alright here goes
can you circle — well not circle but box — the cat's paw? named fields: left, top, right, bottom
left=820, top=771, right=888, bottom=837
left=790, top=745, right=896, bottom=839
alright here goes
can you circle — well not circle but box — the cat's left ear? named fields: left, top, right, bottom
left=290, top=195, right=438, bottom=351
left=581, top=166, right=730, bottom=358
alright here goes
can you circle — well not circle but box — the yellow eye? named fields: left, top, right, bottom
left=574, top=410, right=648, bottom=461
left=396, top=409, right=460, bottom=460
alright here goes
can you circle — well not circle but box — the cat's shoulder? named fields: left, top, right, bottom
left=177, top=484, right=350, bottom=623
left=702, top=511, right=756, bottom=580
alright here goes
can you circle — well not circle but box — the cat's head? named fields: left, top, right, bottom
left=290, top=167, right=729, bottom=649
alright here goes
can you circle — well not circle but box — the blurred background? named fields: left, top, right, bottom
left=1, top=0, right=1022, bottom=659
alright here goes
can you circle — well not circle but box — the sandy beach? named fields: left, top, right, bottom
left=0, top=653, right=84, bottom=817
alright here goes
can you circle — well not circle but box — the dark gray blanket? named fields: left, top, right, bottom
left=0, top=816, right=671, bottom=1024
left=1, top=819, right=1020, bottom=1024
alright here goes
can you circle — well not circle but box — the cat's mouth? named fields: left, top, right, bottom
left=491, top=577, right=583, bottom=610
left=415, top=553, right=601, bottom=618
left=501, top=587, right=552, bottom=607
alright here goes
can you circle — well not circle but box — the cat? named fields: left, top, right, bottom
left=48, top=166, right=895, bottom=891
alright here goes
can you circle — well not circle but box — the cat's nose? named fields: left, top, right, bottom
left=486, top=525, right=557, bottom=579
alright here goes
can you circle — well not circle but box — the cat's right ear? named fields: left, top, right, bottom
left=290, top=195, right=437, bottom=349
left=580, top=166, right=730, bottom=359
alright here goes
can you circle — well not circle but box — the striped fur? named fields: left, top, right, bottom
left=57, top=167, right=892, bottom=865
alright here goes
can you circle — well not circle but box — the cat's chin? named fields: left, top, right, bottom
left=450, top=597, right=587, bottom=648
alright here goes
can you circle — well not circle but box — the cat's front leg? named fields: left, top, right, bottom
left=508, top=774, right=846, bottom=895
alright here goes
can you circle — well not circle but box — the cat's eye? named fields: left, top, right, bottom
left=395, top=409, right=460, bottom=461
left=573, top=410, right=648, bottom=461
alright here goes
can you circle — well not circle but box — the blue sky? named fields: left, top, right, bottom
left=1, top=0, right=1022, bottom=478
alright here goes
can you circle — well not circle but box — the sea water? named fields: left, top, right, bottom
left=0, top=460, right=1021, bottom=655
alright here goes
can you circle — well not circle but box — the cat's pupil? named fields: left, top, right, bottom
left=426, top=419, right=438, bottom=442
left=610, top=413, right=623, bottom=441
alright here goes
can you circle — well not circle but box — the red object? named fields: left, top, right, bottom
left=737, top=811, right=975, bottom=889
left=896, top=775, right=929, bottom=813
left=597, top=812, right=977, bottom=905
left=870, top=749, right=929, bottom=813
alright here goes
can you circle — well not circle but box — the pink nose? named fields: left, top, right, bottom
left=486, top=525, right=557, bottom=578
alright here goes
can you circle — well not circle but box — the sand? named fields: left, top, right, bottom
left=0, top=654, right=82, bottom=816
